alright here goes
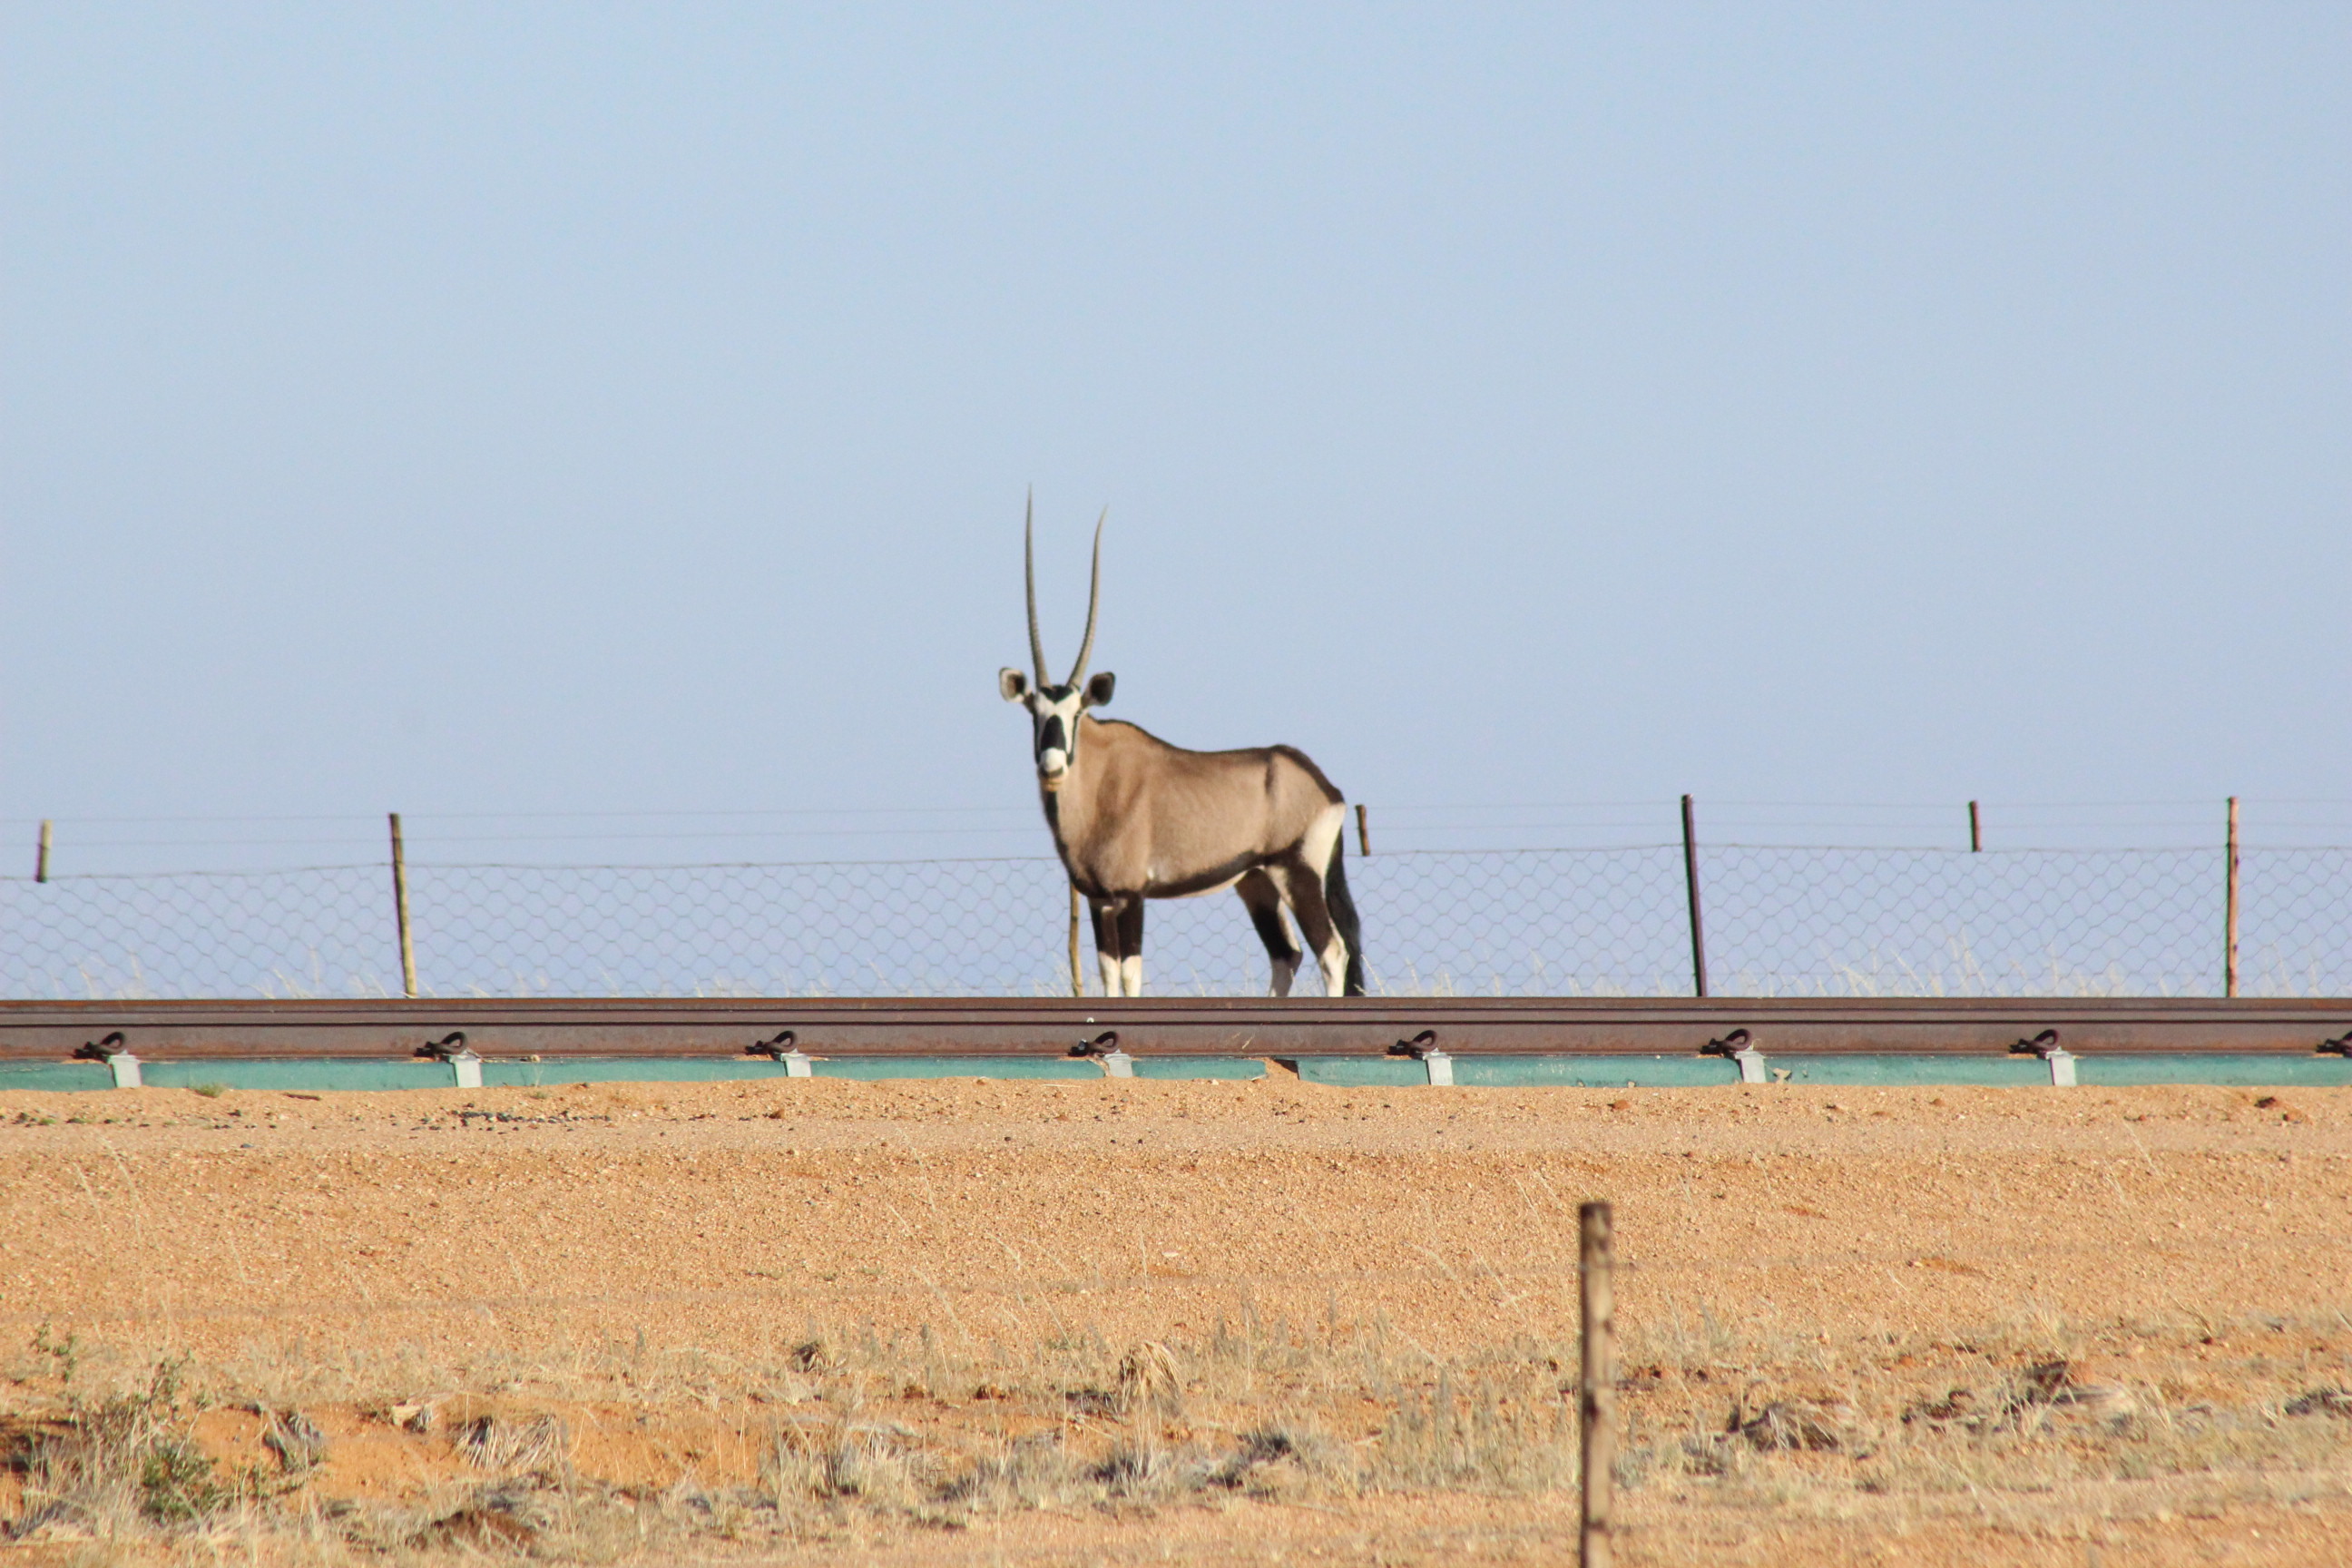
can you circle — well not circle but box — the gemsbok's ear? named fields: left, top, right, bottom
left=999, top=669, right=1031, bottom=702
left=1083, top=671, right=1116, bottom=708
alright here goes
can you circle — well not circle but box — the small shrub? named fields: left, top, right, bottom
left=139, top=1436, right=228, bottom=1522
left=32, top=1323, right=81, bottom=1386
left=24, top=1355, right=230, bottom=1529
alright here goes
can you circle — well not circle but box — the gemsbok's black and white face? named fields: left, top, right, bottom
left=999, top=495, right=1112, bottom=794
left=998, top=671, right=1116, bottom=792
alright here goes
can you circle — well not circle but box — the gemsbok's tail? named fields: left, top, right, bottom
left=1325, top=836, right=1367, bottom=995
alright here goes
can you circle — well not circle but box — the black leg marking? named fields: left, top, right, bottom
left=1325, top=838, right=1368, bottom=995
left=1237, top=869, right=1301, bottom=963
left=1116, top=898, right=1145, bottom=960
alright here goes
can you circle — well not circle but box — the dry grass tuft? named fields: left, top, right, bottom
left=1116, top=1340, right=1181, bottom=1416
left=2285, top=1387, right=2352, bottom=1419
left=1728, top=1396, right=1854, bottom=1453
left=457, top=1412, right=572, bottom=1478
left=412, top=1489, right=544, bottom=1550
left=262, top=1409, right=329, bottom=1474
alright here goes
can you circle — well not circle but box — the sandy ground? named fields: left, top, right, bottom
left=2, top=1072, right=2349, bottom=1564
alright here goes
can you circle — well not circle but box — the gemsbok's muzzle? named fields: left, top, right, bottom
left=1037, top=714, right=1070, bottom=789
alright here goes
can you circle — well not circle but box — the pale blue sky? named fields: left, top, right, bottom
left=5, top=4, right=2346, bottom=871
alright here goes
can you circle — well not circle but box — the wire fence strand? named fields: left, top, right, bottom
left=3, top=845, right=2347, bottom=1000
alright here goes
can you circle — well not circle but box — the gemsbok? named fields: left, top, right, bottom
left=1001, top=503, right=1367, bottom=997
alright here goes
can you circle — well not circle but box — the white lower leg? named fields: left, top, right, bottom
left=1120, top=955, right=1143, bottom=996
left=1318, top=938, right=1349, bottom=996
left=1099, top=951, right=1125, bottom=996
left=1269, top=956, right=1298, bottom=997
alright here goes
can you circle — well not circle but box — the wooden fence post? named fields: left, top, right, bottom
left=1680, top=796, right=1708, bottom=998
left=389, top=813, right=418, bottom=999
left=34, top=819, right=52, bottom=883
left=2224, top=797, right=2240, bottom=998
left=1068, top=884, right=1084, bottom=998
left=1968, top=799, right=1982, bottom=853
left=1580, top=1200, right=1616, bottom=1568
left=1356, top=802, right=1370, bottom=858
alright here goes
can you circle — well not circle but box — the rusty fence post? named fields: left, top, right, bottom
left=1356, top=802, right=1370, bottom=857
left=2224, top=797, right=2240, bottom=998
left=389, top=812, right=418, bottom=999
left=1580, top=1200, right=1616, bottom=1568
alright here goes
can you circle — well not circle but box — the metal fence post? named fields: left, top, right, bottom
left=34, top=819, right=52, bottom=883
left=1356, top=803, right=1371, bottom=857
left=1579, top=1200, right=1616, bottom=1568
left=389, top=813, right=419, bottom=999
left=1968, top=799, right=1982, bottom=853
left=1681, top=795, right=1708, bottom=998
left=1068, top=884, right=1084, bottom=998
left=2224, top=797, right=2240, bottom=998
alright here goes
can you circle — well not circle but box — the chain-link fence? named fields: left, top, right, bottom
left=5, top=843, right=2347, bottom=999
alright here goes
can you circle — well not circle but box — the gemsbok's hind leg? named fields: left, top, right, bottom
left=1115, top=898, right=1145, bottom=996
left=1091, top=897, right=1125, bottom=996
left=1279, top=863, right=1351, bottom=998
left=1237, top=869, right=1301, bottom=996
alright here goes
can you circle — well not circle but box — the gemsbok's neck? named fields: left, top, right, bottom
left=1043, top=719, right=1101, bottom=838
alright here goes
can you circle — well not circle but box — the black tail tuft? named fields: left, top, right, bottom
left=1326, top=832, right=1367, bottom=995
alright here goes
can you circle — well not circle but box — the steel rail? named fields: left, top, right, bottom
left=3, top=995, right=2348, bottom=1063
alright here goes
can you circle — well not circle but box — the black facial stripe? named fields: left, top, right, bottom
left=1037, top=714, right=1068, bottom=757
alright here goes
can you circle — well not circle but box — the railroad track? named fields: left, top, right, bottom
left=3, top=997, right=2348, bottom=1091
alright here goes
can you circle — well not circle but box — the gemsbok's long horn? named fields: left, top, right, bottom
left=1024, top=491, right=1048, bottom=684
left=1066, top=508, right=1107, bottom=686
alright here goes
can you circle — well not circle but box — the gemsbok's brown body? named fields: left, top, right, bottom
left=1000, top=505, right=1367, bottom=997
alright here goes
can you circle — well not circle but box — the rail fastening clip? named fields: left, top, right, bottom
left=412, top=1031, right=485, bottom=1089
left=1069, top=1029, right=1134, bottom=1078
left=2009, top=1028, right=2076, bottom=1086
left=748, top=1029, right=818, bottom=1077
left=73, top=1031, right=142, bottom=1089
left=1700, top=1027, right=1768, bottom=1084
left=1387, top=1029, right=1453, bottom=1086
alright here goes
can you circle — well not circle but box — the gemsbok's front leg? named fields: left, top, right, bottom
left=1090, top=897, right=1124, bottom=996
left=1115, top=898, right=1145, bottom=996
